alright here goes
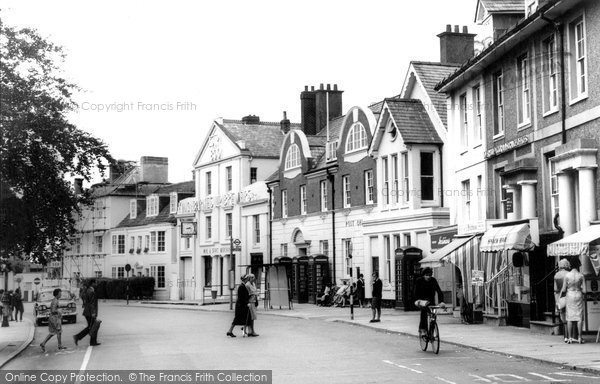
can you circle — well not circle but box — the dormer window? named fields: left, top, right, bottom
left=146, top=195, right=159, bottom=217
left=130, top=200, right=137, bottom=219
left=345, top=122, right=367, bottom=153
left=169, top=192, right=178, bottom=214
left=285, top=144, right=301, bottom=170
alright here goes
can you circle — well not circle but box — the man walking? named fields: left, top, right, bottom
left=74, top=280, right=101, bottom=346
left=370, top=271, right=382, bottom=323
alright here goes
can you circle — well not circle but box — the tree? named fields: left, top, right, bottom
left=0, top=18, right=114, bottom=264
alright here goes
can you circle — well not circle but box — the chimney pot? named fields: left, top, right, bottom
left=327, top=84, right=331, bottom=90
left=280, top=110, right=291, bottom=134
left=454, top=25, right=459, bottom=33
left=311, top=86, right=315, bottom=91
left=463, top=26, right=468, bottom=33
left=334, top=84, right=338, bottom=91
left=304, top=86, right=308, bottom=91
left=446, top=24, right=452, bottom=32
left=320, top=83, right=324, bottom=90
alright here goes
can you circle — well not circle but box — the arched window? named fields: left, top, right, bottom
left=285, top=144, right=301, bottom=170
left=345, top=122, right=368, bottom=152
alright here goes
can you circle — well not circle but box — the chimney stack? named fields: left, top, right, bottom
left=300, top=84, right=343, bottom=136
left=280, top=111, right=291, bottom=134
left=241, top=115, right=260, bottom=124
left=437, top=25, right=476, bottom=65
left=74, top=178, right=83, bottom=195
left=140, top=156, right=168, bottom=184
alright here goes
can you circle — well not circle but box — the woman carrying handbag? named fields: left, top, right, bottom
left=554, top=259, right=570, bottom=343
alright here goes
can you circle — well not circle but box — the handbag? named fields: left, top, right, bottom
left=558, top=296, right=567, bottom=310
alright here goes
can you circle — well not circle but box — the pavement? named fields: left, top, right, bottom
left=3, top=300, right=600, bottom=374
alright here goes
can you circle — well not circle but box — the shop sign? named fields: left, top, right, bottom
left=430, top=228, right=458, bottom=252
left=485, top=135, right=530, bottom=159
left=472, top=270, right=484, bottom=286
left=201, top=247, right=233, bottom=255
left=345, top=219, right=363, bottom=227
left=505, top=192, right=514, bottom=213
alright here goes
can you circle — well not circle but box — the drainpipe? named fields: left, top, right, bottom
left=327, top=171, right=336, bottom=285
left=268, top=186, right=273, bottom=264
left=439, top=145, right=444, bottom=207
left=541, top=14, right=567, bottom=145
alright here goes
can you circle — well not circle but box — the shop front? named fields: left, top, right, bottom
left=480, top=220, right=539, bottom=327
left=548, top=223, right=600, bottom=332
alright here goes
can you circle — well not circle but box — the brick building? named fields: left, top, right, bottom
left=437, top=0, right=600, bottom=329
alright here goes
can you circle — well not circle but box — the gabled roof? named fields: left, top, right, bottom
left=480, top=0, right=525, bottom=13
left=385, top=99, right=442, bottom=145
left=218, top=120, right=301, bottom=159
left=410, top=62, right=460, bottom=127
left=116, top=204, right=176, bottom=228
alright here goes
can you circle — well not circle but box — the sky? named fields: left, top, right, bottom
left=2, top=0, right=477, bottom=183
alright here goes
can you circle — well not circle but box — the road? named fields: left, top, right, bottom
left=7, top=303, right=600, bottom=383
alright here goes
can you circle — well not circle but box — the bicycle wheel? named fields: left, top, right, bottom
left=431, top=322, right=440, bottom=354
left=419, top=330, right=429, bottom=351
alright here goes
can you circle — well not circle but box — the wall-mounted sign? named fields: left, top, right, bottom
left=472, top=270, right=484, bottom=286
left=181, top=222, right=197, bottom=236
left=505, top=192, right=514, bottom=214
left=485, top=135, right=530, bottom=159
left=430, top=228, right=458, bottom=252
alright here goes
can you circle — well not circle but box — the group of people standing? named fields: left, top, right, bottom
left=0, top=288, right=25, bottom=322
left=227, top=273, right=259, bottom=337
left=554, top=259, right=586, bottom=344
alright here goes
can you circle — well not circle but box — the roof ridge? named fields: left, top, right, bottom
left=411, top=61, right=461, bottom=67
left=222, top=119, right=301, bottom=126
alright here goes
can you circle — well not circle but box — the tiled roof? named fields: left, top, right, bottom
left=155, top=180, right=195, bottom=195
left=219, top=120, right=300, bottom=159
left=386, top=99, right=443, bottom=145
left=411, top=62, right=460, bottom=127
left=481, top=0, right=525, bottom=13
left=116, top=203, right=176, bottom=228
left=265, top=170, right=279, bottom=183
left=90, top=183, right=161, bottom=198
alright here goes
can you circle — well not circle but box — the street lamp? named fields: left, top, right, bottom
left=0, top=261, right=9, bottom=327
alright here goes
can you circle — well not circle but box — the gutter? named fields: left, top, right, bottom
left=268, top=186, right=273, bottom=264
left=327, top=169, right=336, bottom=284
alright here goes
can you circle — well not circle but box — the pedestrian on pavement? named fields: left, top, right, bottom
left=8, top=290, right=14, bottom=321
left=414, top=267, right=445, bottom=336
left=12, top=288, right=24, bottom=322
left=560, top=263, right=586, bottom=344
left=74, top=279, right=101, bottom=346
left=245, top=273, right=259, bottom=337
left=554, top=258, right=570, bottom=342
left=40, top=288, right=67, bottom=352
left=227, top=275, right=250, bottom=337
left=356, top=274, right=365, bottom=308
left=333, top=281, right=350, bottom=307
left=370, top=272, right=382, bottom=323
left=317, top=283, right=331, bottom=306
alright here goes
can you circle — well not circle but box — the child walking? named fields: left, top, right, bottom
left=40, top=288, right=67, bottom=352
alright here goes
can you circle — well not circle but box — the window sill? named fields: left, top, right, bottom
left=460, top=149, right=468, bottom=156
left=493, top=133, right=505, bottom=141
left=517, top=121, right=531, bottom=131
left=543, top=108, right=559, bottom=118
left=569, top=94, right=588, bottom=106
left=472, top=143, right=482, bottom=150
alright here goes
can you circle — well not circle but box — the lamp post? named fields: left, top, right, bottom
left=229, top=237, right=241, bottom=310
left=1, top=260, right=9, bottom=327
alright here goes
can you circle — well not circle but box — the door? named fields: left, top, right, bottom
left=183, top=258, right=193, bottom=301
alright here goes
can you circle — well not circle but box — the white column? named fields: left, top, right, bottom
left=578, top=167, right=597, bottom=229
left=223, top=254, right=230, bottom=295
left=211, top=255, right=219, bottom=293
left=518, top=181, right=537, bottom=219
left=557, top=172, right=576, bottom=236
left=378, top=235, right=386, bottom=280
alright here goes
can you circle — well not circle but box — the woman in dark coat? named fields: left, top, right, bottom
left=226, top=276, right=251, bottom=337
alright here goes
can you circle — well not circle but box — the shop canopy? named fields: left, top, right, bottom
left=480, top=223, right=535, bottom=253
left=420, top=235, right=477, bottom=268
left=547, top=224, right=600, bottom=258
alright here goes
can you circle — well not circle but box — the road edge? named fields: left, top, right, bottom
left=0, top=318, right=35, bottom=369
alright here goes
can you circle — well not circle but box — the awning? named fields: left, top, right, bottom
left=420, top=235, right=477, bottom=268
left=480, top=223, right=535, bottom=253
left=547, top=224, right=600, bottom=258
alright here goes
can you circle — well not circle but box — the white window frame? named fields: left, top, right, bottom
left=130, top=200, right=137, bottom=219
left=169, top=192, right=178, bottom=214
left=382, top=157, right=389, bottom=206
left=281, top=190, right=288, bottom=218
left=543, top=36, right=559, bottom=115
left=391, top=155, right=399, bottom=204
left=420, top=152, right=435, bottom=202
left=253, top=215, right=260, bottom=244
left=205, top=216, right=212, bottom=240
left=300, top=185, right=307, bottom=215
left=150, top=231, right=157, bottom=252
left=112, top=234, right=125, bottom=254
left=494, top=71, right=505, bottom=137
left=285, top=144, right=301, bottom=170
left=473, top=85, right=482, bottom=143
left=146, top=195, right=159, bottom=217
left=568, top=15, right=588, bottom=103
left=157, top=231, right=165, bottom=252
left=463, top=179, right=471, bottom=221
left=517, top=54, right=531, bottom=127
left=345, top=122, right=368, bottom=153
left=549, top=158, right=559, bottom=220
left=365, top=170, right=374, bottom=205
left=460, top=93, right=469, bottom=147
left=95, top=235, right=103, bottom=253
left=281, top=243, right=288, bottom=258
left=151, top=265, right=166, bottom=289
left=320, top=180, right=328, bottom=212
left=206, top=171, right=212, bottom=196
left=320, top=240, right=329, bottom=256
left=343, top=175, right=351, bottom=208
left=401, top=152, right=409, bottom=203
left=226, top=213, right=232, bottom=239
left=226, top=166, right=233, bottom=191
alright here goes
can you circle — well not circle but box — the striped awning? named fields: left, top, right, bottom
left=547, top=224, right=600, bottom=257
left=420, top=235, right=477, bottom=268
left=444, top=235, right=483, bottom=304
left=480, top=223, right=535, bottom=253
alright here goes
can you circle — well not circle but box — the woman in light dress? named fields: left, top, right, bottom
left=554, top=259, right=570, bottom=342
left=560, top=263, right=586, bottom=344
left=40, top=288, right=67, bottom=352
left=244, top=273, right=259, bottom=337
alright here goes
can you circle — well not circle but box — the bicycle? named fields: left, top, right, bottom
left=417, top=303, right=445, bottom=354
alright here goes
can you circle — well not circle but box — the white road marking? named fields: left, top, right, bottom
left=382, top=360, right=423, bottom=374
left=529, top=372, right=570, bottom=382
left=469, top=374, right=494, bottom=382
left=435, top=376, right=457, bottom=384
left=486, top=374, right=530, bottom=382
left=74, top=346, right=93, bottom=384
left=553, top=372, right=600, bottom=379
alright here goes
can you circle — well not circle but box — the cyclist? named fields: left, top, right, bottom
left=414, top=267, right=445, bottom=336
